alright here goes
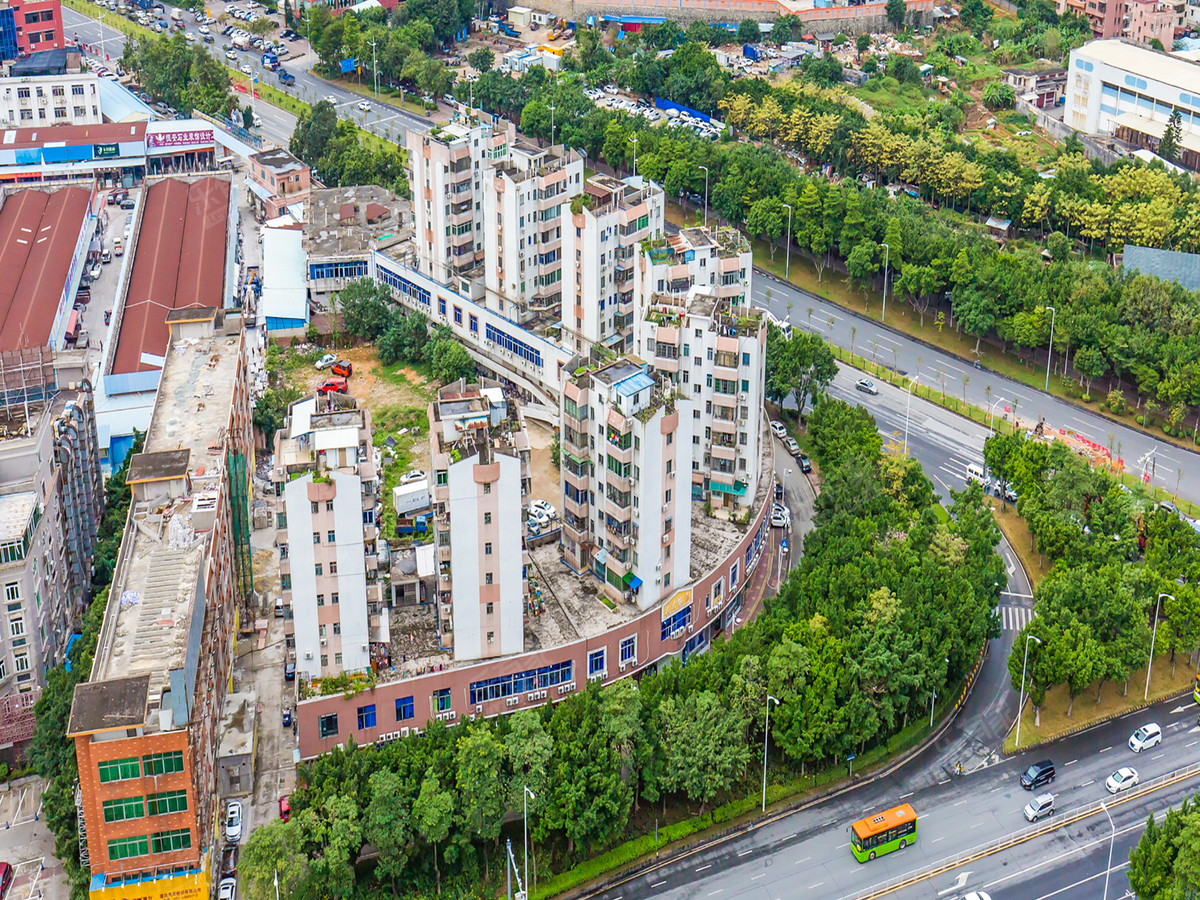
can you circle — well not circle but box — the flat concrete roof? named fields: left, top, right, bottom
left=0, top=491, right=36, bottom=544
left=126, top=448, right=190, bottom=484
left=113, top=177, right=230, bottom=375
left=67, top=674, right=150, bottom=736
left=1075, top=39, right=1200, bottom=90
left=250, top=147, right=306, bottom=175
left=0, top=186, right=90, bottom=351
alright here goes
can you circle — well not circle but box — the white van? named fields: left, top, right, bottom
left=966, top=463, right=985, bottom=484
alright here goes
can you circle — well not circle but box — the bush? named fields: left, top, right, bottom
left=1137, top=415, right=1145, bottom=425
left=1106, top=389, right=1126, bottom=415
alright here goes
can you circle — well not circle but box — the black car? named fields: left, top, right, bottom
left=221, top=844, right=239, bottom=878
left=284, top=661, right=296, bottom=681
left=799, top=454, right=812, bottom=473
left=1021, top=759, right=1056, bottom=790
left=120, top=198, right=136, bottom=210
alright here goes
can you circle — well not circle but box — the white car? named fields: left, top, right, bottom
left=357, top=100, right=371, bottom=112
left=315, top=353, right=338, bottom=370
left=218, top=879, right=236, bottom=900
left=526, top=508, right=550, bottom=528
left=239, top=63, right=253, bottom=74
left=770, top=420, right=787, bottom=438
left=1106, top=767, right=1139, bottom=793
left=323, top=94, right=338, bottom=104
left=855, top=378, right=879, bottom=395
left=399, top=469, right=426, bottom=485
left=199, top=24, right=210, bottom=33
left=530, top=500, right=557, bottom=520
left=770, top=503, right=791, bottom=528
left=184, top=31, right=196, bottom=41
left=962, top=894, right=992, bottom=900
left=225, top=801, right=243, bottom=843
left=1129, top=723, right=1162, bottom=753
left=225, top=50, right=238, bottom=60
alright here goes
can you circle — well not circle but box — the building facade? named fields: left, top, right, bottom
left=1125, top=0, right=1176, bottom=47
left=67, top=308, right=252, bottom=900
left=271, top=396, right=382, bottom=681
left=429, top=379, right=530, bottom=661
left=247, top=147, right=311, bottom=219
left=0, top=0, right=65, bottom=59
left=1, top=51, right=99, bottom=126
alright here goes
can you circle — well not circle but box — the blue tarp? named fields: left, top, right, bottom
left=654, top=97, right=711, bottom=124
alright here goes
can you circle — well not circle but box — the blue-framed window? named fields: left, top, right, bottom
left=588, top=648, right=605, bottom=675
left=435, top=688, right=452, bottom=712
left=469, top=661, right=573, bottom=704
left=454, top=305, right=463, bottom=324
left=309, top=260, right=368, bottom=280
left=485, top=323, right=544, bottom=368
left=357, top=704, right=376, bottom=730
left=661, top=605, right=692, bottom=641
left=395, top=696, right=414, bottom=721
left=439, top=297, right=446, bottom=315
left=378, top=266, right=431, bottom=306
left=469, top=314, right=479, bottom=334
left=620, top=635, right=636, bottom=663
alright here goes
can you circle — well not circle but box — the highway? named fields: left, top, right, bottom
left=749, top=273, right=1200, bottom=509
left=62, top=3, right=430, bottom=150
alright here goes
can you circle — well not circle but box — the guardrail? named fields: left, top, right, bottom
left=841, top=760, right=1200, bottom=900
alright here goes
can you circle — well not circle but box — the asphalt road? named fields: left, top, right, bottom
left=748, top=274, right=1200, bottom=508
left=63, top=4, right=430, bottom=149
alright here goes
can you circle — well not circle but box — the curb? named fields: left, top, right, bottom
left=561, top=642, right=990, bottom=900
left=1002, top=685, right=1196, bottom=757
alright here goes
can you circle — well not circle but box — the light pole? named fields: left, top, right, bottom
left=628, top=134, right=638, bottom=178
left=523, top=785, right=535, bottom=900
left=370, top=37, right=378, bottom=98
left=1015, top=633, right=1042, bottom=749
left=987, top=396, right=1006, bottom=437
left=903, top=375, right=919, bottom=455
left=1145, top=592, right=1173, bottom=699
left=548, top=104, right=556, bottom=145
left=880, top=242, right=890, bottom=324
left=762, top=695, right=779, bottom=812
left=698, top=165, right=709, bottom=228
left=1100, top=801, right=1115, bottom=900
left=783, top=203, right=793, bottom=281
left=1044, top=305, right=1056, bottom=391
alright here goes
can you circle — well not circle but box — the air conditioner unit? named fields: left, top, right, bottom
left=476, top=704, right=483, bottom=713
left=539, top=690, right=547, bottom=699
left=668, top=470, right=675, bottom=479
left=304, top=650, right=313, bottom=659
left=448, top=710, right=457, bottom=720
left=662, top=503, right=669, bottom=512
left=688, top=623, right=694, bottom=633
left=320, top=637, right=327, bottom=646
left=662, top=534, right=670, bottom=544
left=361, top=644, right=368, bottom=653
left=528, top=692, right=536, bottom=701
left=655, top=576, right=662, bottom=585
left=469, top=714, right=477, bottom=721
left=401, top=727, right=410, bottom=738
left=619, top=662, right=626, bottom=672
left=558, top=685, right=566, bottom=694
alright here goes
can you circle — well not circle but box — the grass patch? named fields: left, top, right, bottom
left=373, top=404, right=426, bottom=541
left=987, top=500, right=1047, bottom=590
left=1004, top=652, right=1198, bottom=754
left=374, top=361, right=435, bottom=399
left=598, top=595, right=616, bottom=611
left=852, top=77, right=934, bottom=113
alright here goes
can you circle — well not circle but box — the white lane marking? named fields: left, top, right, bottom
left=751, top=874, right=765, bottom=881
left=1065, top=759, right=1078, bottom=766
left=737, top=849, right=753, bottom=857
left=651, top=881, right=666, bottom=888
left=696, top=865, right=711, bottom=872
left=899, top=792, right=914, bottom=800
left=794, top=857, right=810, bottom=865
left=931, top=836, right=946, bottom=843
left=954, top=800, right=969, bottom=806
left=1100, top=746, right=1113, bottom=752
left=1080, top=780, right=1094, bottom=787
left=971, top=822, right=985, bottom=828
left=808, top=883, right=824, bottom=890
left=836, top=843, right=848, bottom=849
left=708, top=891, right=723, bottom=896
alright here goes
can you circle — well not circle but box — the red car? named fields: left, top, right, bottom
left=278, top=796, right=290, bottom=822
left=331, top=360, right=353, bottom=378
left=317, top=377, right=347, bottom=395
left=0, top=862, right=13, bottom=900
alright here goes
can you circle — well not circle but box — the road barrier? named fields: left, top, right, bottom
left=841, top=759, right=1200, bottom=900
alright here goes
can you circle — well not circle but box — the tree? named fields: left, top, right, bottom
left=856, top=33, right=871, bottom=57
left=413, top=772, right=454, bottom=894
left=845, top=240, right=880, bottom=309
left=455, top=724, right=507, bottom=875
left=747, top=197, right=786, bottom=261
left=240, top=821, right=308, bottom=900
left=337, top=278, right=393, bottom=340
left=886, top=0, right=906, bottom=29
left=736, top=18, right=760, bottom=43
left=296, top=793, right=362, bottom=900
left=467, top=46, right=494, bottom=73
left=1127, top=799, right=1193, bottom=900
left=982, top=81, right=1016, bottom=110
left=290, top=99, right=339, bottom=167
left=1158, top=107, right=1183, bottom=163
left=429, top=340, right=475, bottom=383
left=659, top=690, right=750, bottom=814
left=364, top=771, right=413, bottom=894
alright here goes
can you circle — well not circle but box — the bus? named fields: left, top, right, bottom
left=851, top=804, right=917, bottom=862
left=1193, top=673, right=1200, bottom=705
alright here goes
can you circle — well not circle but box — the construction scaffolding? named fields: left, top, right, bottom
left=0, top=347, right=56, bottom=436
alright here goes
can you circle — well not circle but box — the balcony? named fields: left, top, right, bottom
left=605, top=496, right=632, bottom=521
left=563, top=492, right=589, bottom=519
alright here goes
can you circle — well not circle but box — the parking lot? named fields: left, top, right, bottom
left=583, top=85, right=722, bottom=139
left=0, top=779, right=66, bottom=900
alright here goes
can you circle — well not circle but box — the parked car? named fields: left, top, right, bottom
left=1106, top=767, right=1139, bottom=793
left=220, top=844, right=239, bottom=878
left=770, top=505, right=790, bottom=528
left=530, top=499, right=557, bottom=520
left=284, top=661, right=296, bottom=681
left=770, top=420, right=787, bottom=438
left=226, top=49, right=237, bottom=60
left=225, top=801, right=243, bottom=843
left=784, top=436, right=800, bottom=455
left=315, top=352, right=338, bottom=370
left=799, top=454, right=812, bottom=473
left=317, top=377, right=347, bottom=395
left=120, top=197, right=135, bottom=210
left=1129, top=723, right=1162, bottom=753
left=331, top=360, right=353, bottom=377
left=399, top=469, right=426, bottom=484
left=855, top=378, right=879, bottom=395
left=0, top=863, right=13, bottom=900
left=279, top=796, right=291, bottom=822
left=526, top=507, right=550, bottom=528
left=1022, top=793, right=1055, bottom=822
left=218, top=878, right=236, bottom=900
left=282, top=708, right=292, bottom=728
left=101, top=249, right=112, bottom=263
left=1020, top=759, right=1055, bottom=790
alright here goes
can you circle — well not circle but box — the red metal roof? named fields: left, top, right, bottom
left=113, top=177, right=230, bottom=375
left=0, top=185, right=90, bottom=352
left=0, top=121, right=146, bottom=151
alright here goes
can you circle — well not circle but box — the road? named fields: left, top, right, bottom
left=63, top=3, right=431, bottom=149
left=748, top=274, right=1200, bottom=508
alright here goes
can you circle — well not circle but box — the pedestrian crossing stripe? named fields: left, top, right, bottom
left=1001, top=605, right=1035, bottom=632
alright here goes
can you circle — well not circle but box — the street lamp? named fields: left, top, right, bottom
left=783, top=203, right=793, bottom=281
left=903, top=375, right=919, bottom=455
left=987, top=396, right=1007, bottom=438
left=1044, top=306, right=1056, bottom=391
left=523, top=785, right=536, bottom=899
left=762, top=695, right=779, bottom=812
left=1100, top=801, right=1115, bottom=900
left=628, top=134, right=638, bottom=178
left=698, top=165, right=709, bottom=228
left=1145, top=592, right=1173, bottom=700
left=1015, top=633, right=1042, bottom=749
left=370, top=37, right=378, bottom=98
left=880, top=242, right=890, bottom=324
left=548, top=104, right=556, bottom=145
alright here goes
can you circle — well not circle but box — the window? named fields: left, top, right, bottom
left=483, top=482, right=492, bottom=494
left=484, top=512, right=492, bottom=524
left=316, top=594, right=325, bottom=606
left=469, top=314, right=479, bottom=333
left=9, top=618, right=23, bottom=638
left=333, top=623, right=341, bottom=635
left=98, top=758, right=140, bottom=787
left=321, top=655, right=328, bottom=667
left=486, top=602, right=494, bottom=614
left=318, top=714, right=338, bottom=738
left=107, top=835, right=149, bottom=861
left=335, top=652, right=343, bottom=665
left=313, top=532, right=321, bottom=544
left=357, top=704, right=377, bottom=730
left=332, top=593, right=339, bottom=605
left=439, top=297, right=446, bottom=315
left=326, top=500, right=335, bottom=511
left=4, top=583, right=17, bottom=602
left=661, top=605, right=691, bottom=641
left=485, top=572, right=493, bottom=584
left=329, top=561, right=338, bottom=575
left=146, top=791, right=188, bottom=816
left=487, top=631, right=494, bottom=643
left=314, top=564, right=323, bottom=576
left=328, top=530, right=336, bottom=543
left=151, top=829, right=191, bottom=854
left=485, top=542, right=492, bottom=555
left=396, top=696, right=414, bottom=721
left=436, top=471, right=448, bottom=486
left=435, top=688, right=452, bottom=712
left=277, top=512, right=287, bottom=528
left=142, top=751, right=184, bottom=776
left=468, top=660, right=573, bottom=704
left=453, top=305, right=463, bottom=324
left=281, top=574, right=291, bottom=591
left=103, top=796, right=145, bottom=823
left=311, top=501, right=319, bottom=514
left=620, top=636, right=637, bottom=663
left=588, top=648, right=605, bottom=675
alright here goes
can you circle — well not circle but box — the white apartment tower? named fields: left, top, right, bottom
left=482, top=140, right=584, bottom=327
left=429, top=379, right=531, bottom=661
left=560, top=174, right=665, bottom=358
left=560, top=359, right=694, bottom=609
left=634, top=227, right=763, bottom=511
left=272, top=396, right=383, bottom=681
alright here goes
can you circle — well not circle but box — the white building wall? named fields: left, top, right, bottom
left=284, top=476, right=319, bottom=680
left=1067, top=42, right=1200, bottom=136
left=1, top=73, right=101, bottom=126
left=331, top=471, right=370, bottom=674
left=494, top=452, right=524, bottom=657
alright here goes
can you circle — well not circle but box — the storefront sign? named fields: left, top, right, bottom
left=93, top=143, right=120, bottom=159
left=147, top=128, right=214, bottom=149
left=661, top=588, right=692, bottom=621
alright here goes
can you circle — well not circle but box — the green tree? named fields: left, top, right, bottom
left=455, top=724, right=508, bottom=875
left=886, top=0, right=906, bottom=29
left=296, top=793, right=362, bottom=900
left=736, top=18, right=760, bottom=43
left=239, top=820, right=308, bottom=900
left=467, top=46, right=494, bottom=73
left=659, top=690, right=750, bottom=814
left=413, top=773, right=454, bottom=895
left=746, top=196, right=787, bottom=261
left=338, top=278, right=393, bottom=340
left=364, top=771, right=413, bottom=894
left=1158, top=107, right=1183, bottom=163
left=429, top=340, right=475, bottom=383
left=845, top=239, right=880, bottom=309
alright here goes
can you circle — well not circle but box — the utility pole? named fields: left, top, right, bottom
left=370, top=38, right=378, bottom=98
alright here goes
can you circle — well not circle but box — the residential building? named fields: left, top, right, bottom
left=560, top=358, right=695, bottom=609
left=1125, top=0, right=1176, bottom=47
left=0, top=0, right=64, bottom=59
left=429, top=378, right=531, bottom=661
left=1067, top=40, right=1200, bottom=170
left=1002, top=66, right=1068, bottom=108
left=0, top=370, right=102, bottom=751
left=481, top=140, right=584, bottom=328
left=270, top=395, right=383, bottom=681
left=1, top=49, right=99, bottom=126
left=634, top=227, right=764, bottom=512
left=247, top=147, right=311, bottom=220
left=67, top=307, right=252, bottom=900
left=1058, top=0, right=1126, bottom=37
left=559, top=174, right=665, bottom=357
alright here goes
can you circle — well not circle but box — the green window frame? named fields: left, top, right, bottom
left=151, top=828, right=192, bottom=854
left=146, top=790, right=188, bottom=816
left=143, top=751, right=185, bottom=776
left=98, top=757, right=140, bottom=783
left=102, top=796, right=145, bottom=823
left=107, top=835, right=149, bottom=861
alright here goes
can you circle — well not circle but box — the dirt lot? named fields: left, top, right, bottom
left=525, top=419, right=559, bottom=507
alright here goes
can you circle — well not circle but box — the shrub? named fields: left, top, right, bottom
left=1137, top=415, right=1145, bottom=425
left=1106, top=389, right=1126, bottom=414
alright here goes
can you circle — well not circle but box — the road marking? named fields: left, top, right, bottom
left=751, top=874, right=765, bottom=881
left=738, top=849, right=753, bottom=857
left=1152, top=753, right=1164, bottom=760
left=972, top=822, right=985, bottom=828
left=937, top=779, right=950, bottom=785
left=1100, top=746, right=1112, bottom=752
left=1189, top=741, right=1198, bottom=748
left=991, top=787, right=1002, bottom=793
left=794, top=857, right=810, bottom=865
left=785, top=833, right=798, bottom=839
left=931, top=836, right=946, bottom=843
left=696, top=865, right=711, bottom=872
left=808, top=883, right=824, bottom=890
left=1080, top=780, right=1095, bottom=787
left=954, top=800, right=969, bottom=806
left=708, top=890, right=723, bottom=896
left=651, top=881, right=666, bottom=888
left=899, top=791, right=914, bottom=799
left=1065, top=759, right=1078, bottom=766
left=836, top=842, right=849, bottom=849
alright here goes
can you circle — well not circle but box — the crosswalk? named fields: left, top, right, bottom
left=1001, top=605, right=1036, bottom=632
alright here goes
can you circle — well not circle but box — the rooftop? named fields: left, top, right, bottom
left=0, top=491, right=36, bottom=543
left=8, top=48, right=80, bottom=77
left=432, top=378, right=530, bottom=459
left=0, top=121, right=145, bottom=151
left=66, top=674, right=151, bottom=736
left=250, top=147, right=308, bottom=175
left=125, top=449, right=190, bottom=484
left=304, top=186, right=410, bottom=258
left=1073, top=38, right=1200, bottom=89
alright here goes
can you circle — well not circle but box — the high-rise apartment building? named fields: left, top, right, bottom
left=270, top=395, right=383, bottom=681
left=560, top=174, right=665, bottom=357
left=67, top=309, right=252, bottom=900
left=633, top=227, right=764, bottom=511
left=428, top=378, right=531, bottom=661
left=0, top=0, right=65, bottom=60
left=560, top=358, right=695, bottom=609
